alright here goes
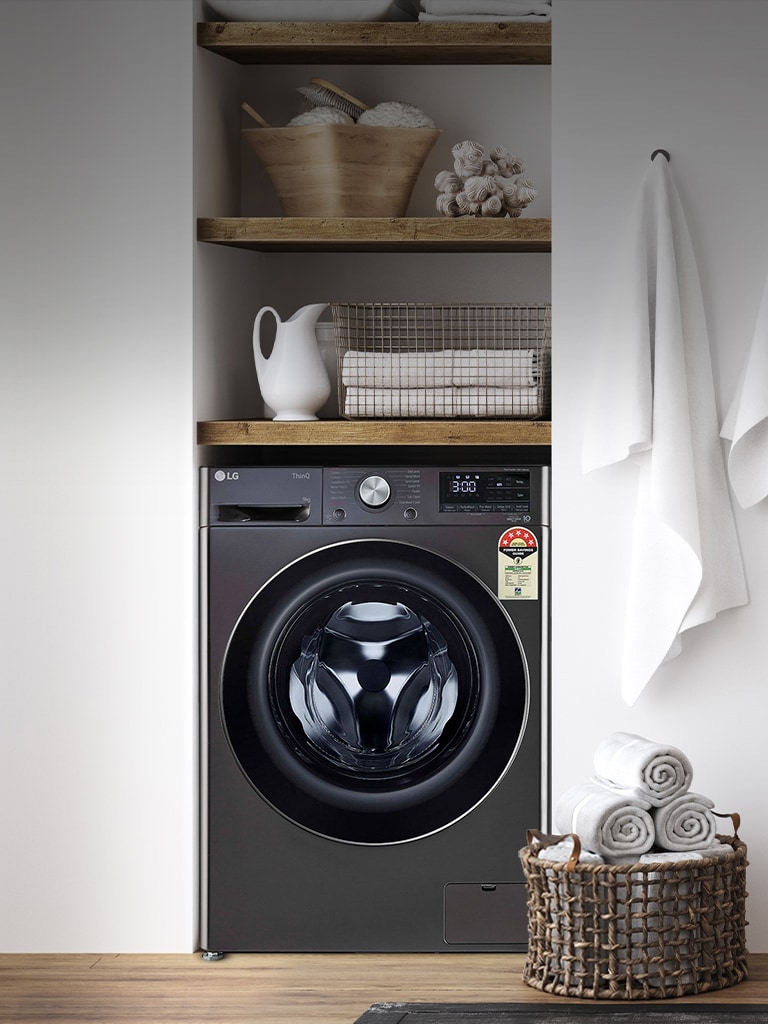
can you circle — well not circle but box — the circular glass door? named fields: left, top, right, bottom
left=221, top=539, right=528, bottom=844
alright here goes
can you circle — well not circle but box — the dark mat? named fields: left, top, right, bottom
left=353, top=1003, right=768, bottom=1024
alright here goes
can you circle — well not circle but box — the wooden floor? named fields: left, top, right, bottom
left=1, top=953, right=767, bottom=1024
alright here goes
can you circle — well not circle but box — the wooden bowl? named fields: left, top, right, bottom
left=243, top=124, right=441, bottom=217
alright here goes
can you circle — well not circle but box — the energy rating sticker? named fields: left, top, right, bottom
left=497, top=527, right=539, bottom=600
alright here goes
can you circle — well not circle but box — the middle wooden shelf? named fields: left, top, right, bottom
left=197, top=418, right=552, bottom=446
left=196, top=216, right=551, bottom=253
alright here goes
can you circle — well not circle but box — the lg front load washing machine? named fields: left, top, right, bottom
left=200, top=464, right=549, bottom=954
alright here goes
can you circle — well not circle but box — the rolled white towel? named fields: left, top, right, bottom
left=593, top=731, right=693, bottom=807
left=554, top=781, right=655, bottom=860
left=653, top=792, right=717, bottom=852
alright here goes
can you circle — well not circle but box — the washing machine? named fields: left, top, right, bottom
left=200, top=464, right=549, bottom=954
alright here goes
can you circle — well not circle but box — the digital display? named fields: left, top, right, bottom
left=439, top=471, right=530, bottom=512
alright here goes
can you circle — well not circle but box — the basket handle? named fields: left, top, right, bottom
left=526, top=828, right=583, bottom=872
left=713, top=810, right=741, bottom=839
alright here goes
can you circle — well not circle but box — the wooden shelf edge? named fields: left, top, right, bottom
left=196, top=217, right=551, bottom=253
left=196, top=21, right=551, bottom=65
left=197, top=419, right=552, bottom=446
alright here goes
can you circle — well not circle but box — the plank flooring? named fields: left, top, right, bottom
left=1, top=953, right=767, bottom=1024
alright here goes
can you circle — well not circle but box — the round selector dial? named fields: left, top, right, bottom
left=358, top=474, right=391, bottom=508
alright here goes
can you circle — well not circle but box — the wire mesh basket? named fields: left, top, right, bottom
left=331, top=302, right=551, bottom=420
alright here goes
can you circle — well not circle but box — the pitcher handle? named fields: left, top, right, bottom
left=253, top=306, right=280, bottom=375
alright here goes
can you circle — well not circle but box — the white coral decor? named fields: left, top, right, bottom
left=435, top=140, right=537, bottom=218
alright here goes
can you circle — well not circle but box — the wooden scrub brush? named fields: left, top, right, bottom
left=296, top=78, right=369, bottom=121
left=241, top=102, right=271, bottom=127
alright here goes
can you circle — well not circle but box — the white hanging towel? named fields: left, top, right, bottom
left=720, top=270, right=768, bottom=508
left=582, top=156, right=747, bottom=706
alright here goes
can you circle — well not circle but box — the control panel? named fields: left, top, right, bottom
left=204, top=466, right=549, bottom=529
left=438, top=471, right=530, bottom=515
left=322, top=467, right=545, bottom=526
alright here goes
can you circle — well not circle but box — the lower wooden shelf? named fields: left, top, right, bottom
left=197, top=419, right=551, bottom=446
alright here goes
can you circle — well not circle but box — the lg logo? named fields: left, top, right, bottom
left=214, top=470, right=239, bottom=482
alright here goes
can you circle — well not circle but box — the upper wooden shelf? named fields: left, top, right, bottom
left=197, top=419, right=551, bottom=446
left=197, top=216, right=551, bottom=253
left=196, top=21, right=551, bottom=65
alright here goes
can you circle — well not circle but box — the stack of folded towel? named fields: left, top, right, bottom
left=418, top=0, right=552, bottom=22
left=548, top=731, right=730, bottom=864
left=340, top=347, right=547, bottom=418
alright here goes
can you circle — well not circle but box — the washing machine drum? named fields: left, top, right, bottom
left=222, top=539, right=528, bottom=845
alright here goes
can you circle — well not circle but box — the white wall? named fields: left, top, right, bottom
left=552, top=0, right=768, bottom=950
left=0, top=1, right=196, bottom=951
left=5, top=0, right=766, bottom=958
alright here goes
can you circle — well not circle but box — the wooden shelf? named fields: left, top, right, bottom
left=197, top=419, right=551, bottom=446
left=197, top=216, right=551, bottom=253
left=196, top=22, right=551, bottom=447
left=196, top=21, right=551, bottom=65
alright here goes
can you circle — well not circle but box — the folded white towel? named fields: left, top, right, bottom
left=554, top=781, right=655, bottom=860
left=626, top=859, right=700, bottom=985
left=721, top=269, right=768, bottom=508
left=452, top=349, right=541, bottom=387
left=534, top=833, right=602, bottom=980
left=422, top=0, right=550, bottom=11
left=693, top=842, right=736, bottom=859
left=343, top=385, right=543, bottom=418
left=653, top=792, right=717, bottom=852
left=639, top=842, right=732, bottom=863
left=592, top=732, right=693, bottom=807
left=344, top=386, right=453, bottom=418
left=537, top=837, right=604, bottom=864
left=341, top=351, right=454, bottom=388
left=452, top=386, right=543, bottom=417
left=628, top=843, right=732, bottom=987
left=581, top=155, right=747, bottom=706
left=418, top=11, right=552, bottom=19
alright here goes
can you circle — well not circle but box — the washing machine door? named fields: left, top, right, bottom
left=221, top=539, right=528, bottom=845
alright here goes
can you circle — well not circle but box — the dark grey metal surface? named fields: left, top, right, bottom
left=201, top=465, right=549, bottom=952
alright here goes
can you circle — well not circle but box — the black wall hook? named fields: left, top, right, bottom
left=651, top=149, right=670, bottom=162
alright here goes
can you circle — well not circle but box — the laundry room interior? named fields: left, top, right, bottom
left=3, top=0, right=768, bottom=989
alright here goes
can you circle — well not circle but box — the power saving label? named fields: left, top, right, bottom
left=497, top=527, right=539, bottom=600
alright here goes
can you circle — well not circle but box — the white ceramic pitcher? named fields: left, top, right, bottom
left=253, top=303, right=331, bottom=420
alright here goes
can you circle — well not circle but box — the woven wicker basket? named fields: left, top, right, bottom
left=519, top=829, right=749, bottom=1000
left=243, top=125, right=440, bottom=217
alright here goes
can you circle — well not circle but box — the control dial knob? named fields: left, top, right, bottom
left=359, top=474, right=391, bottom=508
